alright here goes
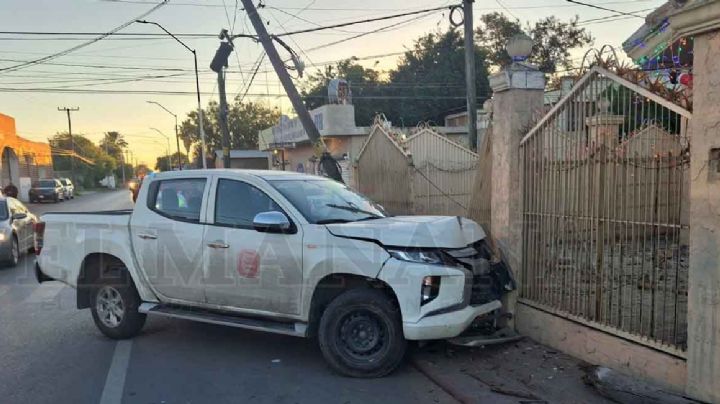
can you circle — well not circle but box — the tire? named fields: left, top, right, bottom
left=318, top=288, right=406, bottom=378
left=2, top=236, right=19, bottom=268
left=53, top=195, right=58, bottom=203
left=90, top=264, right=146, bottom=339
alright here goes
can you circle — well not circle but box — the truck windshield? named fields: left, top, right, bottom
left=269, top=179, right=386, bottom=224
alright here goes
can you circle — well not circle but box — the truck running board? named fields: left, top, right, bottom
left=139, top=303, right=307, bottom=337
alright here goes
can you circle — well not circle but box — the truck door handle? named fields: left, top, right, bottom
left=137, top=234, right=157, bottom=240
left=207, top=241, right=229, bottom=249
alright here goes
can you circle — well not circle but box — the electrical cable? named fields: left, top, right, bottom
left=0, top=0, right=168, bottom=74
left=565, top=0, right=646, bottom=18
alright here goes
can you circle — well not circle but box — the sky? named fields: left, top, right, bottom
left=0, top=0, right=664, bottom=166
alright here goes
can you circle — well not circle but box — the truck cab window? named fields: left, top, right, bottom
left=215, top=179, right=282, bottom=228
left=150, top=178, right=206, bottom=222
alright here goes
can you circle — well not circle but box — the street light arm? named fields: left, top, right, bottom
left=150, top=127, right=169, bottom=140
left=146, top=100, right=177, bottom=119
left=136, top=20, right=194, bottom=54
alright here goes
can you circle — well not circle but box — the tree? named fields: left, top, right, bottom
left=98, top=131, right=128, bottom=161
left=301, top=57, right=385, bottom=125
left=179, top=100, right=279, bottom=164
left=386, top=30, right=490, bottom=125
left=155, top=152, right=188, bottom=172
left=300, top=30, right=490, bottom=126
left=475, top=12, right=593, bottom=74
left=49, top=133, right=116, bottom=188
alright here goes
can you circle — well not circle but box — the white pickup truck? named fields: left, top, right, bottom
left=35, top=170, right=515, bottom=377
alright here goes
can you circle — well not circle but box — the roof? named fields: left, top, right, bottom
left=151, top=168, right=328, bottom=182
left=213, top=150, right=270, bottom=159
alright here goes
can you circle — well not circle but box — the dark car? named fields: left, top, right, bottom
left=29, top=179, right=64, bottom=203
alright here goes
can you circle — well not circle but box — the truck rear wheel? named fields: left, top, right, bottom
left=318, top=288, right=406, bottom=378
left=90, top=267, right=146, bottom=339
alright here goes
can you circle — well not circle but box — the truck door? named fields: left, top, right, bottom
left=202, top=176, right=303, bottom=316
left=130, top=176, right=210, bottom=303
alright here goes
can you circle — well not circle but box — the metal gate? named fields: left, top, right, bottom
left=519, top=66, right=691, bottom=355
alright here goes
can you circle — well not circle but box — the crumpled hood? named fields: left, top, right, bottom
left=325, top=216, right=486, bottom=248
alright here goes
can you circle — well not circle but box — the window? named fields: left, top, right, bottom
left=34, top=180, right=56, bottom=188
left=269, top=179, right=386, bottom=224
left=149, top=178, right=206, bottom=222
left=0, top=201, right=8, bottom=221
left=214, top=179, right=282, bottom=228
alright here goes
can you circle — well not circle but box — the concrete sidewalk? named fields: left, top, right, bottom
left=412, top=338, right=613, bottom=404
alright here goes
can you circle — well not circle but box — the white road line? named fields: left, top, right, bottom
left=24, top=283, right=64, bottom=303
left=99, top=340, right=133, bottom=404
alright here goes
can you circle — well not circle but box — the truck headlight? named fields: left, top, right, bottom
left=387, top=248, right=449, bottom=265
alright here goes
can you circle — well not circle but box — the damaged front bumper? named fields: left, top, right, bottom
left=380, top=239, right=517, bottom=341
left=404, top=299, right=502, bottom=340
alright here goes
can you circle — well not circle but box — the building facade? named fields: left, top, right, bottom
left=0, top=113, right=54, bottom=201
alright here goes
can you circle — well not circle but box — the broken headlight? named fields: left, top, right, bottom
left=387, top=248, right=454, bottom=266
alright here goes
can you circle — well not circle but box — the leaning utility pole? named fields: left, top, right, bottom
left=463, top=0, right=478, bottom=151
left=238, top=0, right=344, bottom=182
left=58, top=107, right=79, bottom=185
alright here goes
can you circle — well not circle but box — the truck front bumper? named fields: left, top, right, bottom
left=403, top=300, right=501, bottom=340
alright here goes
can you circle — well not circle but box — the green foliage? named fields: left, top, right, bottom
left=49, top=132, right=117, bottom=188
left=155, top=152, right=189, bottom=172
left=179, top=100, right=280, bottom=163
left=475, top=12, right=593, bottom=74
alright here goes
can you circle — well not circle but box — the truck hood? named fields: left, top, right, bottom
left=325, top=216, right=486, bottom=248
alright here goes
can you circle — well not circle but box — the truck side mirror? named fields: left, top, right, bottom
left=253, top=211, right=290, bottom=233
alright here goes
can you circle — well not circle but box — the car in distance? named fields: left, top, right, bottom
left=59, top=178, right=74, bottom=199
left=29, top=179, right=64, bottom=203
left=35, top=170, right=515, bottom=377
left=0, top=197, right=36, bottom=267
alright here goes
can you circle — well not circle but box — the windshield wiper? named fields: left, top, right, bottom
left=325, top=203, right=383, bottom=219
left=316, top=218, right=354, bottom=224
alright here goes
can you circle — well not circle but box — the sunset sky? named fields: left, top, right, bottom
left=0, top=0, right=662, bottom=165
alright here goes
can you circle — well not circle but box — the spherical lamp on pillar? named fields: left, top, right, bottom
left=506, top=32, right=534, bottom=63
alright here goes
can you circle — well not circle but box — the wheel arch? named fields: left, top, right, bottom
left=76, top=253, right=131, bottom=309
left=306, top=273, right=399, bottom=338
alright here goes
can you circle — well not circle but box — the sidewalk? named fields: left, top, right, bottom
left=412, top=338, right=613, bottom=404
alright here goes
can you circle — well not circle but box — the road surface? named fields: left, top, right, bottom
left=0, top=190, right=454, bottom=404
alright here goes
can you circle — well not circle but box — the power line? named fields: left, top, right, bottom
left=565, top=0, right=646, bottom=18
left=274, top=4, right=455, bottom=37
left=0, top=1, right=168, bottom=74
left=237, top=53, right=266, bottom=103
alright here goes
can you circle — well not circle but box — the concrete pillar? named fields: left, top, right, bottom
left=585, top=114, right=624, bottom=149
left=686, top=31, right=720, bottom=403
left=488, top=63, right=545, bottom=323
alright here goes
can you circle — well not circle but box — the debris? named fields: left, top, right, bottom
left=584, top=366, right=697, bottom=404
left=271, top=359, right=281, bottom=363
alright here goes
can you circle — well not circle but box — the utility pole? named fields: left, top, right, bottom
left=120, top=148, right=126, bottom=186
left=237, top=0, right=344, bottom=182
left=58, top=107, right=79, bottom=185
left=463, top=0, right=478, bottom=151
left=215, top=60, right=232, bottom=169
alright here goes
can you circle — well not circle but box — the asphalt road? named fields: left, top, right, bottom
left=0, top=189, right=455, bottom=404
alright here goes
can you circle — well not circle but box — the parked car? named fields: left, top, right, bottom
left=35, top=170, right=515, bottom=377
left=59, top=178, right=74, bottom=199
left=0, top=197, right=36, bottom=267
left=29, top=179, right=64, bottom=203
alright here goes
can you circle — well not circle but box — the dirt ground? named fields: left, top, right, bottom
left=412, top=338, right=613, bottom=404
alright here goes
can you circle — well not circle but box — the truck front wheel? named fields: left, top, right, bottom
left=318, top=288, right=406, bottom=378
left=90, top=268, right=146, bottom=339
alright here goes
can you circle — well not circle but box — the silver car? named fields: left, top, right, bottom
left=59, top=178, right=74, bottom=199
left=0, top=197, right=36, bottom=267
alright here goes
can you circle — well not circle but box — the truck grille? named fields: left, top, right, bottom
left=446, top=241, right=516, bottom=306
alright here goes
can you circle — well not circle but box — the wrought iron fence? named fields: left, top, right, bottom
left=519, top=67, right=691, bottom=354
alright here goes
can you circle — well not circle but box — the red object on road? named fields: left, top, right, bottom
left=33, top=221, right=45, bottom=255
